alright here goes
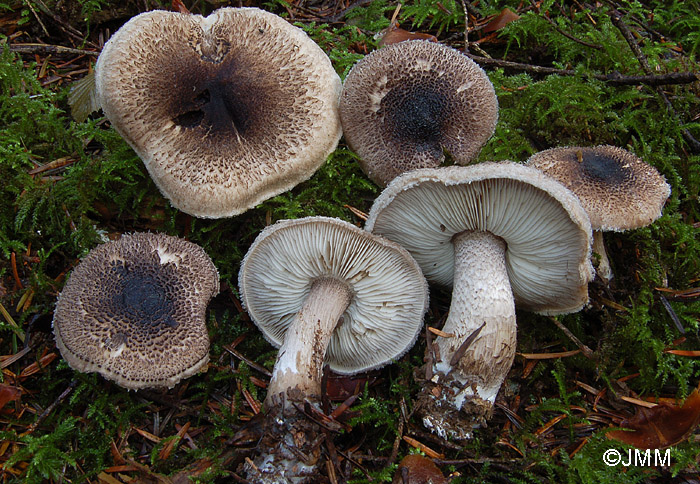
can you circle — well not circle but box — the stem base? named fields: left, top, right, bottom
left=417, top=230, right=517, bottom=439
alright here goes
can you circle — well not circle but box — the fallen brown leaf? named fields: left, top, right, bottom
left=607, top=388, right=700, bottom=449
left=0, top=383, right=22, bottom=414
left=378, top=24, right=438, bottom=47
left=393, top=454, right=447, bottom=484
left=665, top=349, right=700, bottom=357
left=483, top=8, right=520, bottom=33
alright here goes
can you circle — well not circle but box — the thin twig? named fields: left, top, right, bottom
left=659, top=295, right=685, bottom=335
left=610, top=11, right=652, bottom=73
left=23, top=379, right=78, bottom=435
left=387, top=410, right=404, bottom=466
left=324, top=0, right=373, bottom=23
left=10, top=252, right=23, bottom=290
left=601, top=71, right=700, bottom=86
left=459, top=0, right=493, bottom=57
left=600, top=0, right=665, bottom=42
left=224, top=345, right=272, bottom=377
left=324, top=432, right=342, bottom=484
left=22, top=0, right=49, bottom=38
left=335, top=449, right=374, bottom=481
left=8, top=43, right=99, bottom=57
left=424, top=324, right=435, bottom=381
left=466, top=53, right=699, bottom=86
left=548, top=316, right=594, bottom=359
left=460, top=0, right=470, bottom=53
left=0, top=346, right=31, bottom=369
left=460, top=0, right=481, bottom=17
left=30, top=0, right=96, bottom=47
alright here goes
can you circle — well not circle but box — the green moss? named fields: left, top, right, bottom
left=2, top=0, right=700, bottom=482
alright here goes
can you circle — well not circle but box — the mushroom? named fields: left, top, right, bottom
left=365, top=162, right=594, bottom=439
left=52, top=232, right=219, bottom=390
left=239, top=216, right=428, bottom=482
left=339, top=40, right=498, bottom=186
left=526, top=145, right=671, bottom=283
left=95, top=7, right=342, bottom=218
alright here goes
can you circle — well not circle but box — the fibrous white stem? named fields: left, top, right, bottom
left=428, top=230, right=517, bottom=426
left=265, top=277, right=352, bottom=407
left=251, top=278, right=352, bottom=483
left=592, top=230, right=612, bottom=284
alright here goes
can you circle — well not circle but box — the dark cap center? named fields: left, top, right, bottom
left=580, top=151, right=631, bottom=184
left=173, top=80, right=252, bottom=134
left=172, top=58, right=259, bottom=137
left=383, top=86, right=446, bottom=150
left=115, top=269, right=178, bottom=328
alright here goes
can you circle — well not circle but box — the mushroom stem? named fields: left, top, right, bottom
left=592, top=230, right=613, bottom=284
left=422, top=230, right=516, bottom=438
left=265, top=276, right=353, bottom=409
left=250, top=277, right=352, bottom=483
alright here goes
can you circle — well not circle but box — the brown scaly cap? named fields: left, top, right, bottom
left=95, top=7, right=342, bottom=218
left=52, top=233, right=219, bottom=390
left=526, top=145, right=671, bottom=231
left=339, top=40, right=498, bottom=186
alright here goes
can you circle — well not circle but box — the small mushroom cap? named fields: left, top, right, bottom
left=526, top=145, right=671, bottom=231
left=365, top=162, right=594, bottom=315
left=239, top=216, right=429, bottom=374
left=53, top=233, right=219, bottom=390
left=95, top=7, right=342, bottom=218
left=339, top=40, right=498, bottom=186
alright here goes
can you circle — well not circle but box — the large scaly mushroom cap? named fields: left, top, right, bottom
left=95, top=7, right=342, bottom=218
left=339, top=40, right=498, bottom=186
left=526, top=145, right=671, bottom=232
left=53, top=232, right=219, bottom=390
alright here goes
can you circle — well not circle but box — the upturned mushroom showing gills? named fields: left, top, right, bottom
left=526, top=145, right=671, bottom=283
left=52, top=232, right=219, bottom=390
left=239, top=216, right=428, bottom=483
left=339, top=40, right=498, bottom=187
left=95, top=7, right=342, bottom=218
left=366, top=162, right=594, bottom=439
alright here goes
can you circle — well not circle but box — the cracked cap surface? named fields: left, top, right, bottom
left=96, top=7, right=342, bottom=218
left=53, top=232, right=219, bottom=390
left=526, top=145, right=671, bottom=231
left=340, top=40, right=498, bottom=186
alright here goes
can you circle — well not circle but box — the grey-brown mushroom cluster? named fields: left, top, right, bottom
left=55, top=7, right=674, bottom=483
